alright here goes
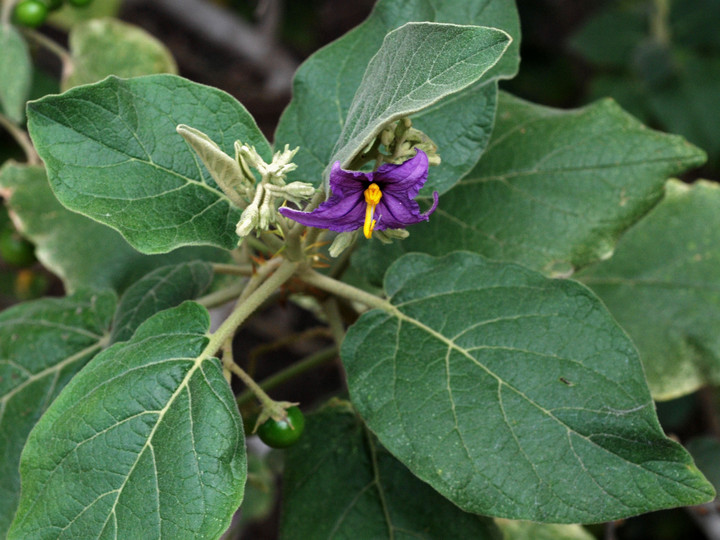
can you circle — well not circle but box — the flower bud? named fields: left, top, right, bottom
left=329, top=230, right=358, bottom=257
left=236, top=204, right=259, bottom=237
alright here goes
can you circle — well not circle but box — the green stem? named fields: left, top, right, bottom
left=208, top=258, right=298, bottom=351
left=225, top=351, right=277, bottom=410
left=236, top=345, right=337, bottom=407
left=1, top=0, right=17, bottom=26
left=0, top=113, right=39, bottom=164
left=322, top=297, right=346, bottom=349
left=22, top=28, right=73, bottom=67
left=298, top=267, right=391, bottom=311
left=650, top=0, right=671, bottom=45
left=211, top=263, right=253, bottom=276
left=238, top=255, right=283, bottom=303
left=196, top=279, right=246, bottom=308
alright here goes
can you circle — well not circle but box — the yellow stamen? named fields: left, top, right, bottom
left=363, top=183, right=382, bottom=239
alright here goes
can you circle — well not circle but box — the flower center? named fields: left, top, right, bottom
left=363, top=183, right=382, bottom=239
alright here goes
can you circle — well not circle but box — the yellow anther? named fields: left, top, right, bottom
left=363, top=183, right=382, bottom=239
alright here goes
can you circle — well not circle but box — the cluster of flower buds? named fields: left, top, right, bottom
left=234, top=144, right=315, bottom=238
left=176, top=124, right=315, bottom=241
left=379, top=118, right=441, bottom=166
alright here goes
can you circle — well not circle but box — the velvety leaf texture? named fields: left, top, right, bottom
left=280, top=401, right=501, bottom=539
left=329, top=22, right=511, bottom=177
left=26, top=74, right=271, bottom=253
left=0, top=290, right=116, bottom=538
left=579, top=180, right=720, bottom=400
left=341, top=252, right=714, bottom=523
left=0, top=24, right=31, bottom=123
left=63, top=18, right=178, bottom=90
left=8, top=302, right=246, bottom=539
left=0, top=162, right=228, bottom=293
left=274, top=0, right=519, bottom=192
left=110, top=261, right=213, bottom=343
left=354, top=92, right=707, bottom=284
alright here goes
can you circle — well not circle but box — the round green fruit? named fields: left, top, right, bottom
left=13, top=0, right=48, bottom=28
left=257, top=406, right=305, bottom=449
left=0, top=228, right=36, bottom=267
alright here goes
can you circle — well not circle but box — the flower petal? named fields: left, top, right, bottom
left=376, top=150, right=429, bottom=198
left=374, top=189, right=438, bottom=230
left=329, top=161, right=372, bottom=197
left=279, top=191, right=365, bottom=232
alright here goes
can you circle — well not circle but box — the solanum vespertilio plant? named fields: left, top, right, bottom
left=1, top=1, right=718, bottom=538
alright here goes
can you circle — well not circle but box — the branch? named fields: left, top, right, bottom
left=124, top=0, right=298, bottom=95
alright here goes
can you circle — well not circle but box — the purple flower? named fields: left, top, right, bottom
left=279, top=150, right=439, bottom=239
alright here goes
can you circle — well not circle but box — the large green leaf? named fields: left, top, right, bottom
left=329, top=22, right=511, bottom=178
left=280, top=400, right=501, bottom=539
left=63, top=18, right=177, bottom=90
left=110, top=261, right=213, bottom=343
left=0, top=290, right=116, bottom=538
left=26, top=74, right=271, bottom=253
left=341, top=252, right=714, bottom=523
left=0, top=162, right=228, bottom=292
left=354, top=92, right=706, bottom=284
left=8, top=302, right=245, bottom=539
left=275, top=0, right=519, bottom=191
left=0, top=24, right=31, bottom=123
left=578, top=180, right=720, bottom=400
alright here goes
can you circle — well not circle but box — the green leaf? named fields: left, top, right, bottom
left=26, top=74, right=271, bottom=253
left=0, top=162, right=228, bottom=292
left=275, top=0, right=519, bottom=190
left=496, top=520, right=595, bottom=540
left=354, top=92, right=707, bottom=285
left=578, top=180, right=720, bottom=400
left=0, top=24, right=32, bottom=123
left=0, top=290, right=116, bottom=538
left=341, top=252, right=714, bottom=523
left=8, top=302, right=245, bottom=539
left=63, top=18, right=178, bottom=90
left=329, top=22, right=511, bottom=176
left=280, top=400, right=501, bottom=539
left=110, top=261, right=213, bottom=343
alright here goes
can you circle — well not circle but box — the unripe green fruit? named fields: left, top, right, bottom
left=13, top=0, right=48, bottom=28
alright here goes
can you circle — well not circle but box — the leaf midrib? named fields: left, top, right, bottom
left=374, top=296, right=708, bottom=497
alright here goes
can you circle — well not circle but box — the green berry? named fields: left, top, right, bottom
left=257, top=406, right=305, bottom=449
left=0, top=228, right=36, bottom=267
left=13, top=0, right=49, bottom=28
